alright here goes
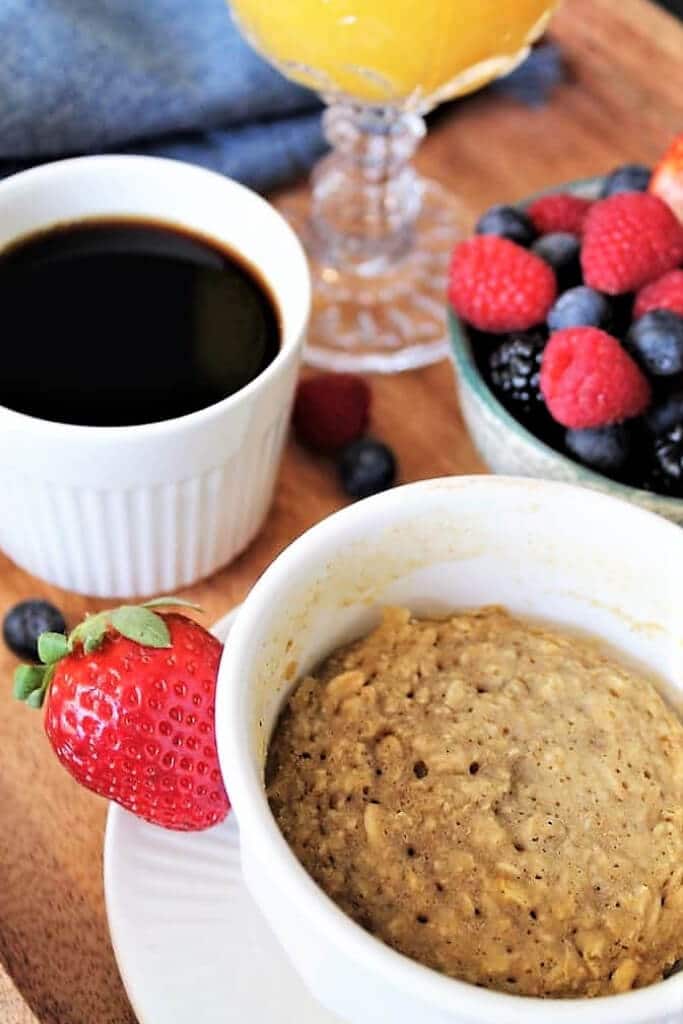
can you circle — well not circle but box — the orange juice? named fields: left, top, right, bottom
left=230, top=0, right=558, bottom=106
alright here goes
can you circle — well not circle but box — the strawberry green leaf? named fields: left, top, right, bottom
left=141, top=596, right=203, bottom=612
left=37, top=632, right=69, bottom=665
left=110, top=606, right=171, bottom=648
left=26, top=687, right=46, bottom=709
left=69, top=610, right=111, bottom=653
left=13, top=665, right=45, bottom=701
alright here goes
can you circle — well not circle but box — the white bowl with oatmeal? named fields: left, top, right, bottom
left=216, top=476, right=683, bottom=1024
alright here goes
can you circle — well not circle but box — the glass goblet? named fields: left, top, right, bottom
left=230, top=0, right=559, bottom=373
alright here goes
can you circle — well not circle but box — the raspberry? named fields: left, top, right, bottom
left=581, top=192, right=683, bottom=295
left=448, top=236, right=556, bottom=334
left=540, top=327, right=651, bottom=429
left=633, top=269, right=683, bottom=319
left=292, top=373, right=371, bottom=453
left=527, top=193, right=592, bottom=237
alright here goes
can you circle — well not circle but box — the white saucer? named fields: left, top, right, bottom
left=104, top=609, right=341, bottom=1024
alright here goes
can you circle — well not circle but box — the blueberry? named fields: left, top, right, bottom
left=3, top=599, right=66, bottom=661
left=531, top=232, right=581, bottom=290
left=547, top=286, right=612, bottom=332
left=565, top=424, right=631, bottom=473
left=489, top=331, right=545, bottom=414
left=645, top=391, right=683, bottom=435
left=475, top=204, right=536, bottom=246
left=337, top=439, right=397, bottom=500
left=601, top=163, right=652, bottom=197
left=626, top=310, right=683, bottom=376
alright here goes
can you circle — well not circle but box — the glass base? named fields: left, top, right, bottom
left=277, top=179, right=463, bottom=373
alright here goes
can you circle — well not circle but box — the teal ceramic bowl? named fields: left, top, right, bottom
left=448, top=177, right=683, bottom=526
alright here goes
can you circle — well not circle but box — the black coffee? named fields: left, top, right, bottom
left=0, top=218, right=280, bottom=426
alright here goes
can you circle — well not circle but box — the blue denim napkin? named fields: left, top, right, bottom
left=0, top=0, right=564, bottom=194
left=0, top=0, right=325, bottom=192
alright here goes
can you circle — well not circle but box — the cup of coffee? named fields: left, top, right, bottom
left=0, top=155, right=310, bottom=596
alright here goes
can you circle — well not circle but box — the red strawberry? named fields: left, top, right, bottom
left=634, top=269, right=683, bottom=319
left=13, top=599, right=229, bottom=831
left=581, top=192, right=683, bottom=295
left=527, top=193, right=592, bottom=237
left=650, top=133, right=683, bottom=224
left=540, top=327, right=651, bottom=429
left=293, top=373, right=371, bottom=454
left=448, top=236, right=557, bottom=333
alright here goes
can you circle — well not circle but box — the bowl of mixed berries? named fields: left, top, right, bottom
left=448, top=135, right=683, bottom=524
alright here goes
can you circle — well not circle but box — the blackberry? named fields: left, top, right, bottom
left=488, top=332, right=546, bottom=414
left=654, top=423, right=683, bottom=486
left=637, top=467, right=666, bottom=495
left=638, top=462, right=683, bottom=498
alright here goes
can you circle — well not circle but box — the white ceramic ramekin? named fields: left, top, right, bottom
left=217, top=475, right=683, bottom=1024
left=0, top=155, right=310, bottom=597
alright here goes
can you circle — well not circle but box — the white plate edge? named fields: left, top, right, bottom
left=102, top=604, right=242, bottom=1023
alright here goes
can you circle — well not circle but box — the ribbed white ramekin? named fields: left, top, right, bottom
left=0, top=156, right=310, bottom=597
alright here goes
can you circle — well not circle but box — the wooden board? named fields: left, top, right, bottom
left=0, top=959, right=40, bottom=1024
left=0, top=1, right=681, bottom=1020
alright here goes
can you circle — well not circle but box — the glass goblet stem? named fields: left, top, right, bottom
left=278, top=100, right=461, bottom=372
left=310, top=103, right=426, bottom=277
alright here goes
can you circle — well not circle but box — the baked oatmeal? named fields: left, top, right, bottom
left=266, top=607, right=683, bottom=998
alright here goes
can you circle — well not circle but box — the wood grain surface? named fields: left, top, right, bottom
left=0, top=1, right=681, bottom=1021
left=0, top=959, right=40, bottom=1024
